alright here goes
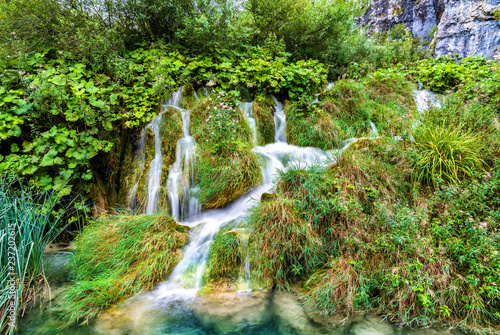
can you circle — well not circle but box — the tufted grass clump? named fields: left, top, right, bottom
left=287, top=74, right=416, bottom=149
left=249, top=196, right=326, bottom=288
left=413, top=124, right=485, bottom=187
left=249, top=136, right=500, bottom=330
left=205, top=227, right=241, bottom=283
left=58, top=214, right=189, bottom=325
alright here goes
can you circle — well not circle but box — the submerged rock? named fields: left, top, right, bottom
left=194, top=290, right=272, bottom=334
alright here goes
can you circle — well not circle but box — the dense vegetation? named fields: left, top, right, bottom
left=1, top=0, right=499, bottom=333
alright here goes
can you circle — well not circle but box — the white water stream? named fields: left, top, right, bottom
left=165, top=91, right=201, bottom=222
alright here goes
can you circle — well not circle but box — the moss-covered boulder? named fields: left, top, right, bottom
left=286, top=74, right=417, bottom=150
left=252, top=98, right=275, bottom=145
left=190, top=94, right=262, bottom=209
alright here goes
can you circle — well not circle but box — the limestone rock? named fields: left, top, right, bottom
left=361, top=0, right=500, bottom=59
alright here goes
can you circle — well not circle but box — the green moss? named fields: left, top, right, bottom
left=182, top=82, right=196, bottom=109
left=133, top=127, right=156, bottom=211
left=287, top=75, right=416, bottom=149
left=252, top=98, right=275, bottom=145
left=157, top=108, right=183, bottom=210
left=286, top=102, right=348, bottom=150
left=205, top=227, right=241, bottom=283
left=195, top=147, right=262, bottom=209
left=190, top=95, right=262, bottom=209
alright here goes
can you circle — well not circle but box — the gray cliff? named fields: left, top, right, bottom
left=361, top=0, right=500, bottom=58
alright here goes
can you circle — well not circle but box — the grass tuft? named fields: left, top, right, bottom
left=58, top=214, right=189, bottom=324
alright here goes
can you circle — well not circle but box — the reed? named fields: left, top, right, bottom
left=0, top=179, right=67, bottom=334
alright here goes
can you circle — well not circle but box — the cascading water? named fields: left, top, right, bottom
left=145, top=115, right=163, bottom=214
left=228, top=228, right=252, bottom=292
left=370, top=121, right=379, bottom=137
left=240, top=102, right=257, bottom=145
left=272, top=96, right=287, bottom=143
left=128, top=87, right=199, bottom=216
left=166, top=104, right=200, bottom=222
left=414, top=87, right=441, bottom=113
left=156, top=96, right=331, bottom=300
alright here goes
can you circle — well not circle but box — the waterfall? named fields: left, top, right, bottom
left=145, top=115, right=163, bottom=214
left=128, top=87, right=198, bottom=215
left=272, top=96, right=287, bottom=143
left=166, top=109, right=200, bottom=222
left=240, top=102, right=257, bottom=145
left=156, top=96, right=332, bottom=301
left=414, top=89, right=441, bottom=113
left=370, top=121, right=379, bottom=137
left=229, top=228, right=252, bottom=292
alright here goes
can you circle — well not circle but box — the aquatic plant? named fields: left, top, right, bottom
left=0, top=179, right=69, bottom=334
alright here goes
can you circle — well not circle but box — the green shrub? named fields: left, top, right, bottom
left=403, top=56, right=497, bottom=94
left=58, top=214, right=189, bottom=324
left=413, top=124, right=485, bottom=187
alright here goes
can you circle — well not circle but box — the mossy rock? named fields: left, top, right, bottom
left=190, top=96, right=262, bottom=209
left=252, top=99, right=275, bottom=145
left=59, top=214, right=190, bottom=324
left=260, top=192, right=276, bottom=202
left=205, top=228, right=241, bottom=283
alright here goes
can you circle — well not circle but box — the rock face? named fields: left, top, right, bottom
left=361, top=0, right=500, bottom=59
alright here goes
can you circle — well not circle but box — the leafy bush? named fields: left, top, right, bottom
left=403, top=56, right=497, bottom=94
left=59, top=214, right=189, bottom=324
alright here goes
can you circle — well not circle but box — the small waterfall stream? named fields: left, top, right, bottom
left=166, top=106, right=200, bottom=222
left=145, top=115, right=163, bottom=214
left=156, top=95, right=331, bottom=300
left=272, top=96, right=287, bottom=143
left=229, top=228, right=252, bottom=292
left=240, top=102, right=257, bottom=145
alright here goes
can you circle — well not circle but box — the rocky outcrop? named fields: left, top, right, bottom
left=361, top=0, right=500, bottom=59
left=435, top=0, right=500, bottom=58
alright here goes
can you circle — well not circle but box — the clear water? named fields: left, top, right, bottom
left=18, top=256, right=458, bottom=335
